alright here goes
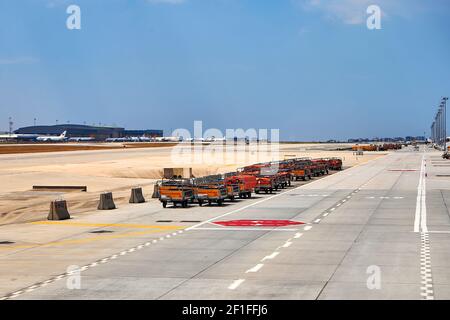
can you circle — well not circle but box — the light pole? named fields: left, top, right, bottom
left=443, top=97, right=449, bottom=150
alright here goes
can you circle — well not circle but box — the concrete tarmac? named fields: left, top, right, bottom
left=1, top=146, right=449, bottom=300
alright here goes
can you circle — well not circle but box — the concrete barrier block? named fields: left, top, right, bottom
left=129, top=187, right=145, bottom=203
left=152, top=184, right=160, bottom=198
left=98, top=192, right=116, bottom=210
left=48, top=200, right=70, bottom=220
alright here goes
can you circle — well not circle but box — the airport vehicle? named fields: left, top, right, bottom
left=194, top=174, right=238, bottom=202
left=239, top=163, right=288, bottom=193
left=325, top=158, right=343, bottom=170
left=224, top=173, right=257, bottom=198
left=192, top=178, right=227, bottom=206
left=36, top=131, right=68, bottom=142
left=158, top=179, right=194, bottom=208
left=254, top=175, right=277, bottom=194
left=291, top=160, right=312, bottom=181
left=311, top=159, right=329, bottom=176
left=225, top=183, right=240, bottom=201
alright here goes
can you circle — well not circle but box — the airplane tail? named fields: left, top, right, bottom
left=60, top=131, right=67, bottom=138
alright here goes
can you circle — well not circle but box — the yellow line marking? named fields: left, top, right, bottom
left=30, top=221, right=182, bottom=230
left=0, top=228, right=184, bottom=251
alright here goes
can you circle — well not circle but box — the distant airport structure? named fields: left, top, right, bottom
left=14, top=124, right=163, bottom=140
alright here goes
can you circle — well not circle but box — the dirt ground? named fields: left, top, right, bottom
left=0, top=143, right=386, bottom=225
left=0, top=142, right=178, bottom=154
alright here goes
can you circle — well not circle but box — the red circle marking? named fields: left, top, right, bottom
left=213, top=219, right=305, bottom=227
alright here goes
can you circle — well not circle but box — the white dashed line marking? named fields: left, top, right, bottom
left=228, top=279, right=245, bottom=290
left=304, top=225, right=312, bottom=231
left=246, top=264, right=264, bottom=273
left=314, top=219, right=321, bottom=223
left=1, top=227, right=185, bottom=300
left=262, top=252, right=280, bottom=261
left=282, top=241, right=292, bottom=248
left=293, top=233, right=303, bottom=239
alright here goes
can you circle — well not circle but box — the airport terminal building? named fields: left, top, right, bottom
left=15, top=124, right=163, bottom=140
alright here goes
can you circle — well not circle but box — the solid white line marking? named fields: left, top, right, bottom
left=262, top=252, right=280, bottom=261
left=414, top=155, right=427, bottom=233
left=420, top=171, right=428, bottom=233
left=246, top=264, right=264, bottom=273
left=228, top=279, right=245, bottom=290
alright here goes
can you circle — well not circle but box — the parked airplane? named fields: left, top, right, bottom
left=36, top=131, right=68, bottom=142
left=68, top=136, right=95, bottom=142
left=154, top=136, right=182, bottom=142
left=0, top=133, right=39, bottom=141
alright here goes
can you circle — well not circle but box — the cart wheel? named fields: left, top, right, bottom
left=162, top=201, right=167, bottom=208
left=269, top=188, right=273, bottom=194
left=255, top=190, right=259, bottom=194
left=182, top=201, right=188, bottom=208
left=247, top=192, right=251, bottom=198
left=218, top=199, right=223, bottom=206
left=264, top=190, right=268, bottom=194
left=239, top=194, right=243, bottom=198
left=198, top=200, right=203, bottom=207
left=288, top=180, right=291, bottom=186
left=208, top=200, right=212, bottom=206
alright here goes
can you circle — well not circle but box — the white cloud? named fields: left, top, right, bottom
left=0, top=57, right=39, bottom=65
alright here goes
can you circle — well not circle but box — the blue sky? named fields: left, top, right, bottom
left=0, top=0, right=449, bottom=140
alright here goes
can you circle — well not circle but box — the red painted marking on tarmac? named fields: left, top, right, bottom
left=213, top=220, right=305, bottom=227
